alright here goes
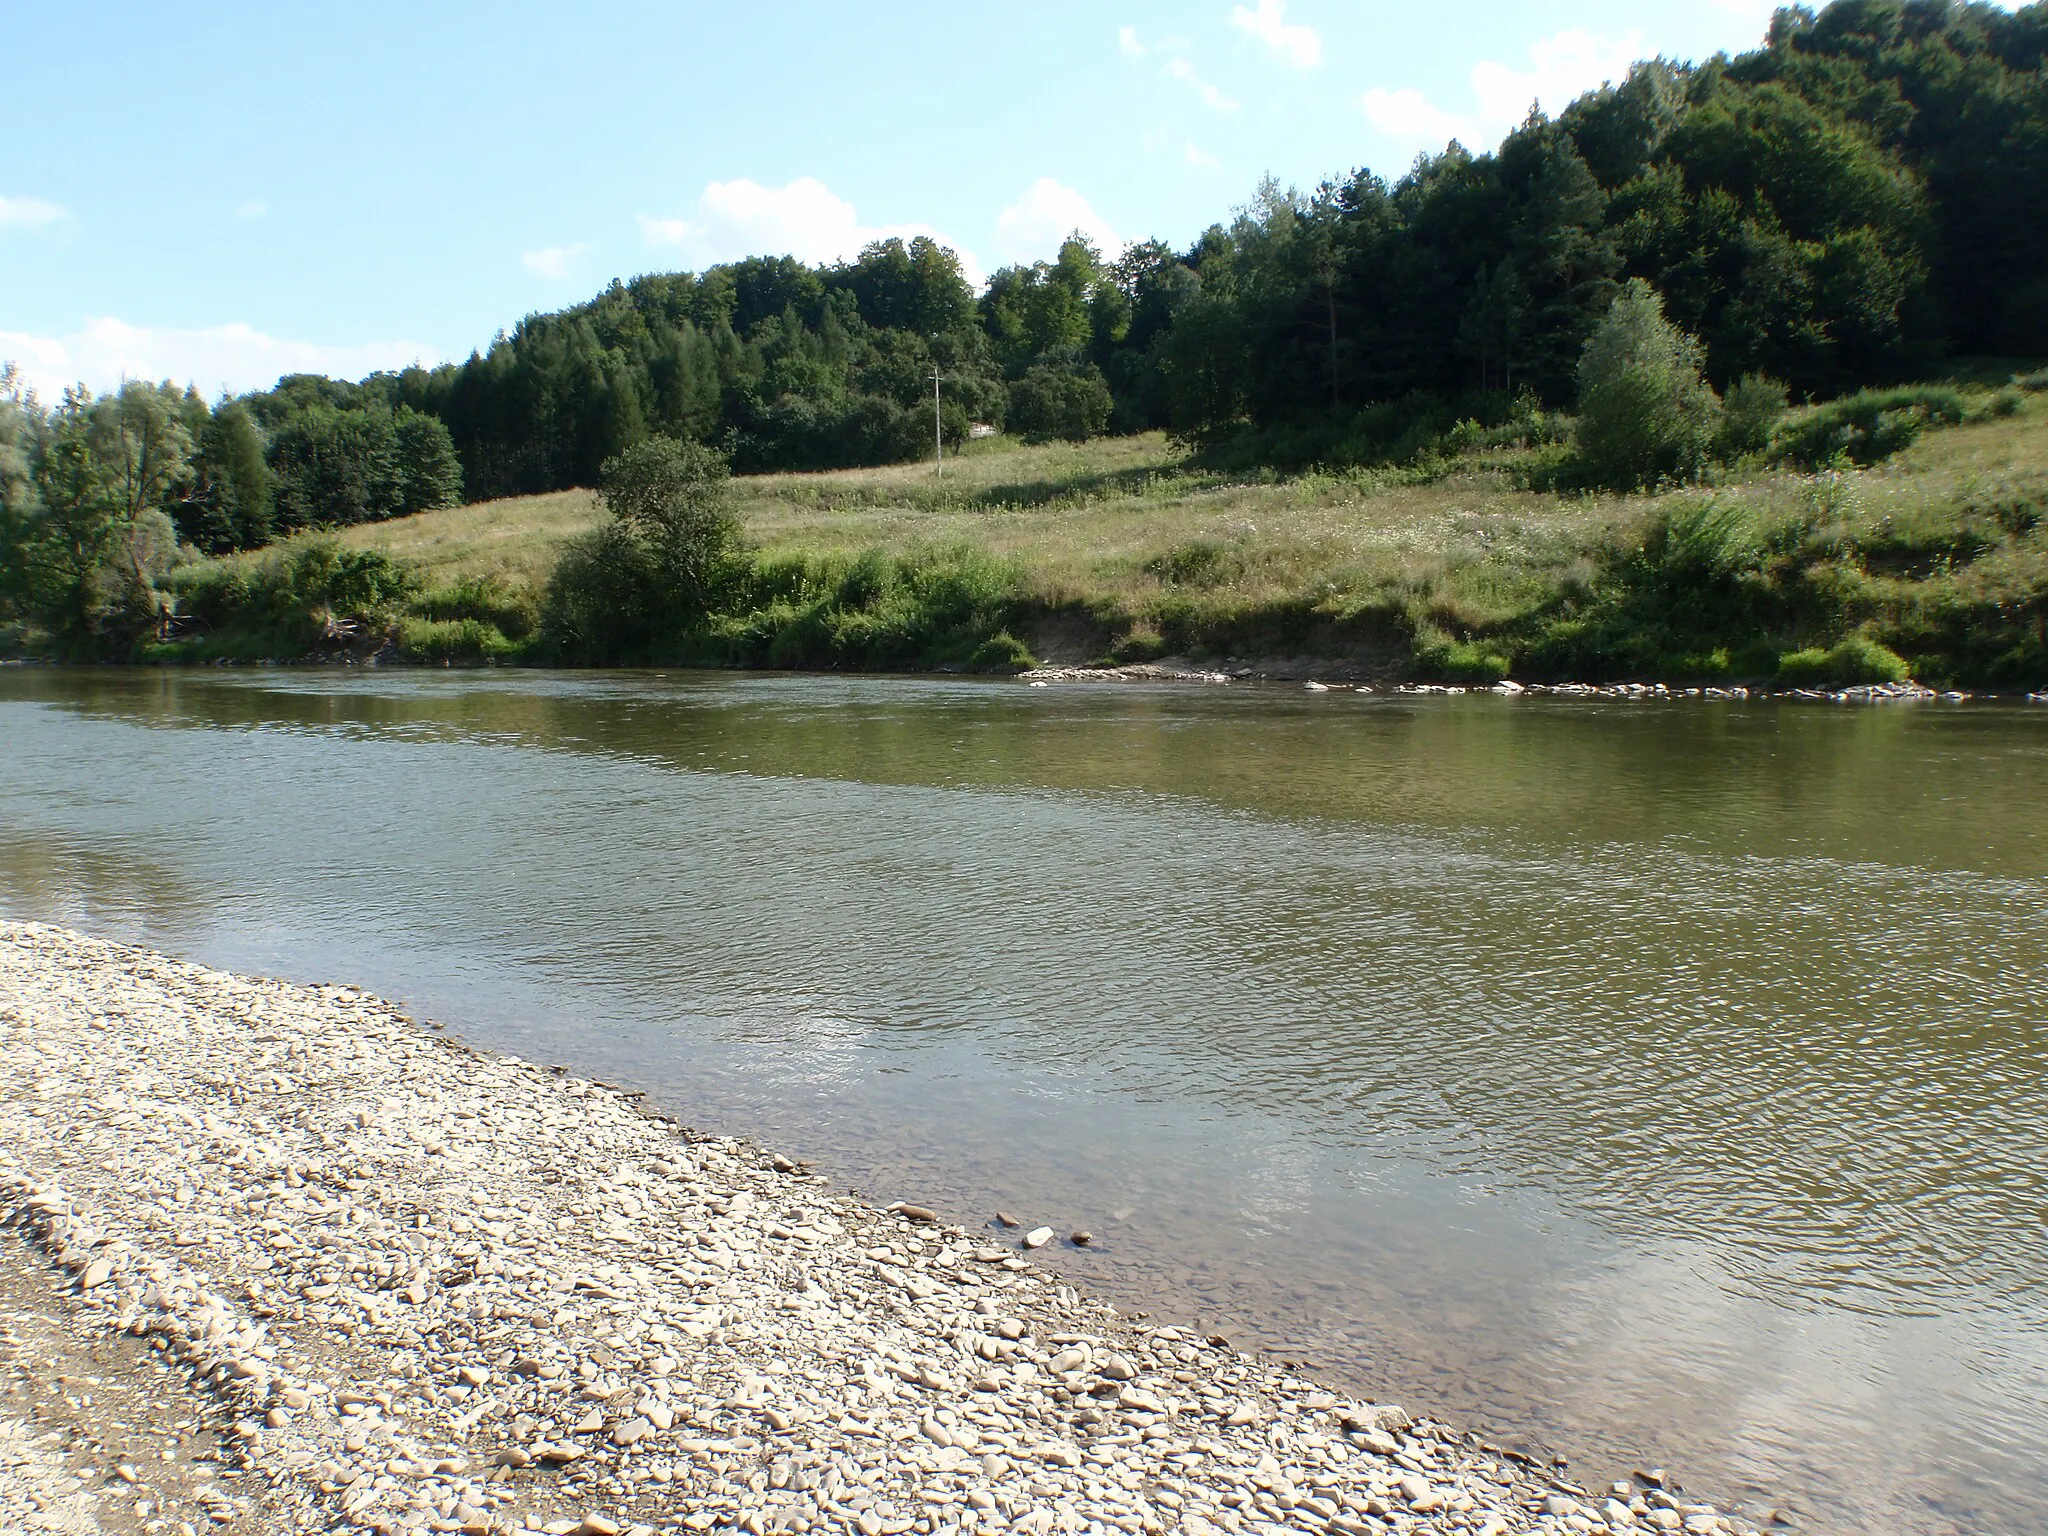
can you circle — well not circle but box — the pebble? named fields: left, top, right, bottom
left=0, top=920, right=1763, bottom=1536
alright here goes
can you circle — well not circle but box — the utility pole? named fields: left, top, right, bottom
left=930, top=368, right=943, bottom=478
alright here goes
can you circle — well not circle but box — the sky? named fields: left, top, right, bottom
left=0, top=0, right=1827, bottom=399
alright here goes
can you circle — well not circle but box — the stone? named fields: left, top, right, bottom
left=0, top=922, right=1571, bottom=1536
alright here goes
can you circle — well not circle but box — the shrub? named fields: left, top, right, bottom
left=538, top=523, right=661, bottom=662
left=1416, top=625, right=1512, bottom=682
left=159, top=539, right=416, bottom=653
left=1008, top=364, right=1114, bottom=443
left=1717, top=375, right=1788, bottom=459
left=398, top=616, right=517, bottom=662
left=1145, top=540, right=1230, bottom=587
left=414, top=575, right=538, bottom=640
left=1774, top=385, right=1966, bottom=469
left=1574, top=280, right=1721, bottom=491
left=1776, top=635, right=1912, bottom=687
left=968, top=630, right=1035, bottom=672
left=598, top=436, right=743, bottom=615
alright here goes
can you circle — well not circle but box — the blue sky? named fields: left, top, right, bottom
left=1, top=0, right=1817, bottom=397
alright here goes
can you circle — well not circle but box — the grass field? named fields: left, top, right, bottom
left=158, top=383, right=2048, bottom=683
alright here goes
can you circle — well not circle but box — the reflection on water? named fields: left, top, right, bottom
left=1, top=667, right=2044, bottom=1534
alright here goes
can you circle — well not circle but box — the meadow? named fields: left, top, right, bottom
left=298, top=386, right=2046, bottom=680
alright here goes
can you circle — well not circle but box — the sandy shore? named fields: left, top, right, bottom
left=0, top=922, right=1759, bottom=1536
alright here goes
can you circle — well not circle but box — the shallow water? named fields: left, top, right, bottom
left=0, top=668, right=2042, bottom=1533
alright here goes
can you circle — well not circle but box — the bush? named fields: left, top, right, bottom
left=1008, top=365, right=1114, bottom=443
left=398, top=616, right=518, bottom=662
left=1776, top=635, right=1912, bottom=687
left=1145, top=540, right=1230, bottom=587
left=598, top=436, right=743, bottom=615
left=1574, top=280, right=1721, bottom=491
left=414, top=575, right=538, bottom=640
left=1774, top=385, right=1967, bottom=469
left=538, top=523, right=661, bottom=662
left=1421, top=635, right=1512, bottom=683
left=159, top=539, right=416, bottom=654
left=968, top=630, right=1035, bottom=672
left=1717, top=375, right=1788, bottom=459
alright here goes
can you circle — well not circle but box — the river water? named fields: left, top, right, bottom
left=0, top=668, right=2041, bottom=1533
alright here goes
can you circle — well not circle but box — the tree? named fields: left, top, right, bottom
left=1575, top=279, right=1721, bottom=489
left=1007, top=364, right=1114, bottom=443
left=596, top=436, right=741, bottom=615
left=179, top=400, right=273, bottom=553
left=13, top=382, right=192, bottom=647
left=391, top=406, right=463, bottom=513
left=0, top=364, right=46, bottom=627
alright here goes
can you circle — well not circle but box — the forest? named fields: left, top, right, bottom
left=385, top=0, right=2045, bottom=489
left=2, top=0, right=2046, bottom=669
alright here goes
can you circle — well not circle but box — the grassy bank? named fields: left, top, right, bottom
left=149, top=384, right=2048, bottom=686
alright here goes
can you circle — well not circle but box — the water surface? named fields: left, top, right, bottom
left=1, top=668, right=2042, bottom=1534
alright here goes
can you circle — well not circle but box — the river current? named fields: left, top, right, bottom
left=0, top=668, right=2041, bottom=1533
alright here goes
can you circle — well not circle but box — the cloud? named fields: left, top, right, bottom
left=0, top=317, right=439, bottom=399
left=1163, top=57, right=1239, bottom=112
left=1361, top=28, right=1643, bottom=160
left=0, top=195, right=67, bottom=232
left=1118, top=24, right=1146, bottom=59
left=236, top=199, right=268, bottom=220
left=995, top=179, right=1122, bottom=265
left=1185, top=141, right=1224, bottom=170
left=521, top=242, right=592, bottom=280
left=1230, top=0, right=1322, bottom=68
left=639, top=177, right=981, bottom=284
left=1359, top=87, right=1472, bottom=154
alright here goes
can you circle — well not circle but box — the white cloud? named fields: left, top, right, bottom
left=995, top=179, right=1122, bottom=265
left=1230, top=0, right=1322, bottom=68
left=0, top=195, right=66, bottom=232
left=236, top=199, right=268, bottom=220
left=639, top=177, right=981, bottom=285
left=1118, top=24, right=1147, bottom=59
left=1164, top=56, right=1239, bottom=112
left=521, top=242, right=592, bottom=280
left=1360, top=87, right=1472, bottom=154
left=0, top=317, right=439, bottom=399
left=1185, top=141, right=1224, bottom=170
left=1361, top=28, right=1643, bottom=160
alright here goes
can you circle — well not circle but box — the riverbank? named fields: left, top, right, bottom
left=0, top=921, right=1763, bottom=1536
left=61, top=394, right=2035, bottom=689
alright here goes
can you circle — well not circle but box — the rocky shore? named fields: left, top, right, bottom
left=0, top=922, right=1761, bottom=1536
left=1024, top=665, right=2013, bottom=706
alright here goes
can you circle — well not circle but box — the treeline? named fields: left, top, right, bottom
left=1150, top=0, right=2048, bottom=461
left=0, top=368, right=462, bottom=651
left=328, top=0, right=2043, bottom=490
left=3, top=0, right=2044, bottom=610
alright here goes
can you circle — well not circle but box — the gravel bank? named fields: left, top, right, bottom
left=0, top=922, right=1762, bottom=1536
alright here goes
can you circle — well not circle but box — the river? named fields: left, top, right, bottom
left=0, top=667, right=2041, bottom=1534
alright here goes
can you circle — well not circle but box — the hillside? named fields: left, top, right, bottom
left=281, top=384, right=2048, bottom=684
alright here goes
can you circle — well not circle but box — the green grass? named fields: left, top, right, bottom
left=164, top=386, right=2048, bottom=685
